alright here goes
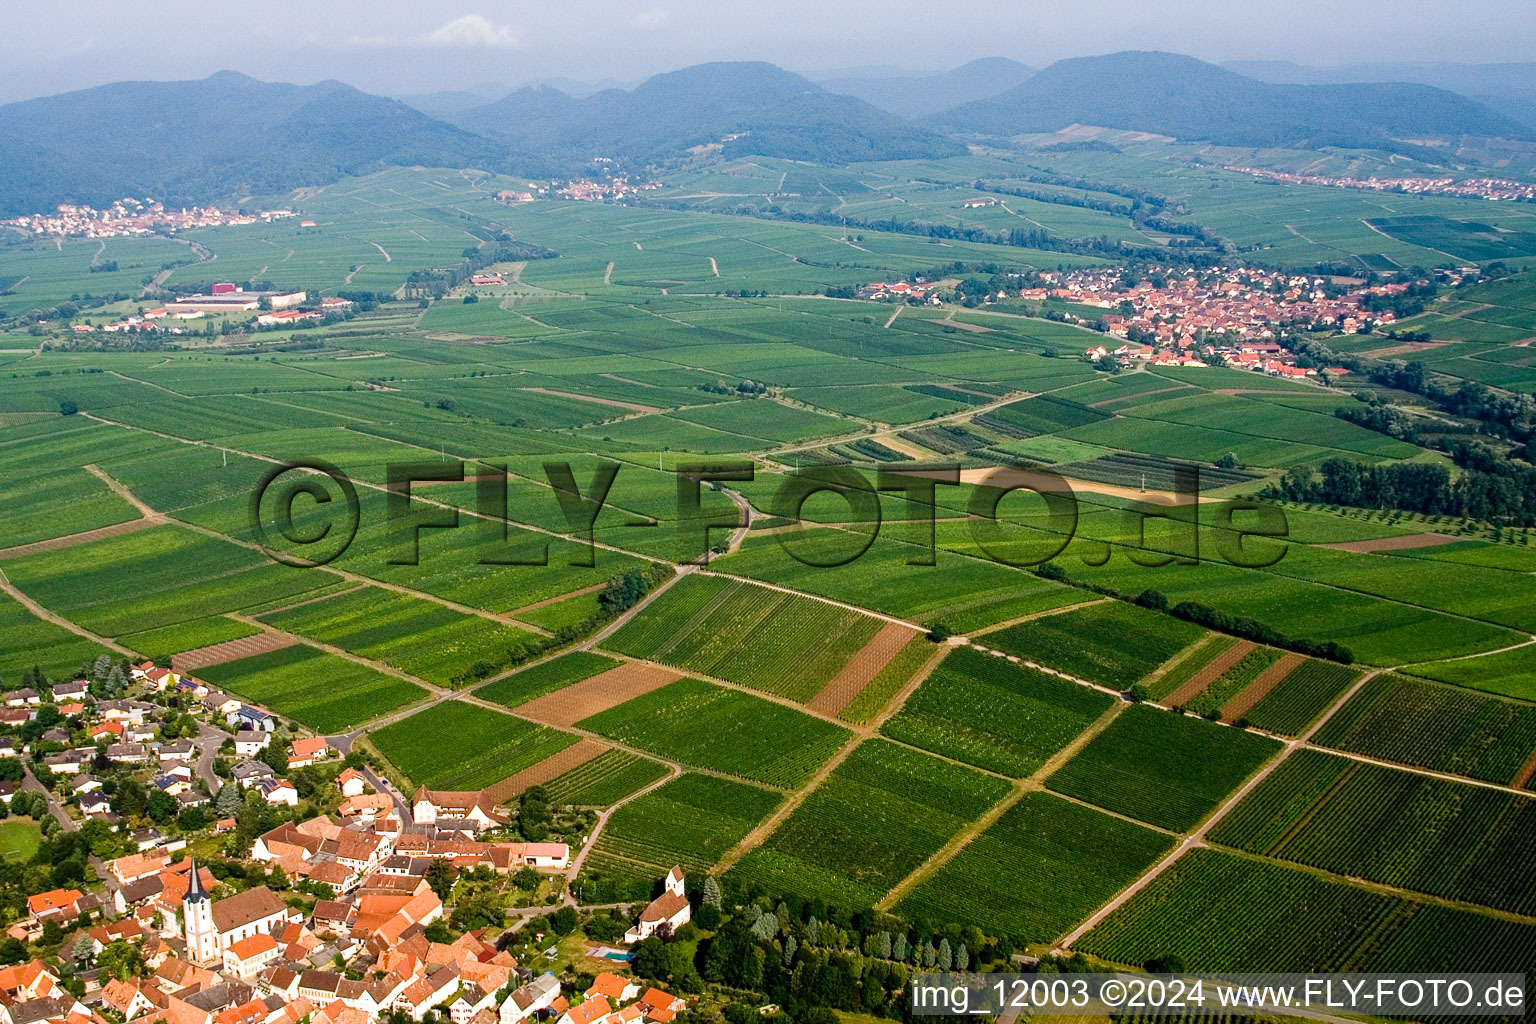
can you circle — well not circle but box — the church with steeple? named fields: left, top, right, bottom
left=179, top=859, right=293, bottom=967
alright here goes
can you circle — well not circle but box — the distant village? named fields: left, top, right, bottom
left=495, top=179, right=663, bottom=206
left=860, top=263, right=1457, bottom=379
left=0, top=661, right=703, bottom=1024
left=1, top=199, right=297, bottom=240
left=1225, top=167, right=1536, bottom=203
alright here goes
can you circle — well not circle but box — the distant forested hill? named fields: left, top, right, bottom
left=450, top=62, right=966, bottom=164
left=817, top=58, right=1035, bottom=118
left=0, top=71, right=503, bottom=215
left=933, top=52, right=1534, bottom=148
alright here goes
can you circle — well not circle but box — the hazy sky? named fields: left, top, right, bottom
left=3, top=0, right=1534, bottom=103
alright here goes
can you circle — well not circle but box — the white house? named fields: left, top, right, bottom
left=234, top=730, right=270, bottom=757
left=412, top=787, right=503, bottom=830
left=336, top=768, right=368, bottom=798
left=258, top=778, right=298, bottom=807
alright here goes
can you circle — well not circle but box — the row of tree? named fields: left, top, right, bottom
left=1267, top=454, right=1536, bottom=528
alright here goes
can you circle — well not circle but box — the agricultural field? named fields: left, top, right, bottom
left=577, top=773, right=781, bottom=902
left=1180, top=647, right=1280, bottom=719
left=6, top=151, right=1536, bottom=979
left=1403, top=644, right=1536, bottom=702
left=2, top=524, right=331, bottom=638
left=1210, top=749, right=1536, bottom=916
left=474, top=651, right=618, bottom=707
left=259, top=586, right=544, bottom=687
left=1047, top=704, right=1282, bottom=830
left=1143, top=633, right=1234, bottom=702
left=0, top=591, right=110, bottom=682
left=838, top=634, right=935, bottom=725
left=728, top=739, right=1011, bottom=907
left=896, top=793, right=1174, bottom=941
left=1312, top=673, right=1536, bottom=786
left=369, top=701, right=578, bottom=790
left=716, top=526, right=1086, bottom=635
left=577, top=677, right=851, bottom=788
left=983, top=601, right=1207, bottom=690
left=882, top=646, right=1113, bottom=777
left=0, top=464, right=139, bottom=549
left=1241, top=659, right=1362, bottom=735
left=540, top=749, right=671, bottom=808
left=120, top=616, right=262, bottom=661
left=197, top=644, right=426, bottom=733
left=604, top=574, right=886, bottom=702
left=1078, top=848, right=1536, bottom=976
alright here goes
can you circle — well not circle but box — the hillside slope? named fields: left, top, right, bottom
left=933, top=52, right=1532, bottom=148
left=452, top=61, right=965, bottom=164
left=817, top=57, right=1035, bottom=118
left=0, top=71, right=503, bottom=215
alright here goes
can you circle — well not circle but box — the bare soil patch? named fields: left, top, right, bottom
left=806, top=623, right=917, bottom=717
left=516, top=662, right=681, bottom=727
left=173, top=631, right=299, bottom=674
left=1222, top=652, right=1304, bottom=723
left=486, top=738, right=609, bottom=802
left=1513, top=747, right=1536, bottom=790
left=1166, top=640, right=1256, bottom=707
left=0, top=517, right=161, bottom=560
left=1318, top=533, right=1461, bottom=553
left=519, top=388, right=661, bottom=414
left=939, top=319, right=990, bottom=334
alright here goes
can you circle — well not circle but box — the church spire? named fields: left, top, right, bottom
left=184, top=857, right=208, bottom=902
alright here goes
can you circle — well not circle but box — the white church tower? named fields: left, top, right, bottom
left=182, top=859, right=220, bottom=966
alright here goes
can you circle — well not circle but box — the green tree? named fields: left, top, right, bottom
left=424, top=859, right=456, bottom=900
left=632, top=937, right=669, bottom=979
left=97, top=940, right=145, bottom=981
left=145, top=788, right=178, bottom=824
left=517, top=787, right=551, bottom=843
left=214, top=783, right=243, bottom=817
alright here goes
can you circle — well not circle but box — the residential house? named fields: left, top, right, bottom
left=289, top=737, right=331, bottom=767
left=228, top=706, right=276, bottom=732
left=223, top=933, right=282, bottom=979
left=233, top=730, right=270, bottom=757
left=257, top=778, right=298, bottom=807
left=231, top=759, right=276, bottom=789
left=499, top=973, right=561, bottom=1024
left=49, top=680, right=88, bottom=703
left=336, top=769, right=368, bottom=798
left=27, top=889, right=83, bottom=923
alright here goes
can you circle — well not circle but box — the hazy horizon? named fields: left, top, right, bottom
left=4, top=0, right=1535, bottom=105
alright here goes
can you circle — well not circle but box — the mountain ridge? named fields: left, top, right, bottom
left=816, top=57, right=1035, bottom=117
left=448, top=61, right=966, bottom=164
left=932, top=51, right=1534, bottom=148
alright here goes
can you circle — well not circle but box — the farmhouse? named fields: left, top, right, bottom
left=411, top=787, right=506, bottom=830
